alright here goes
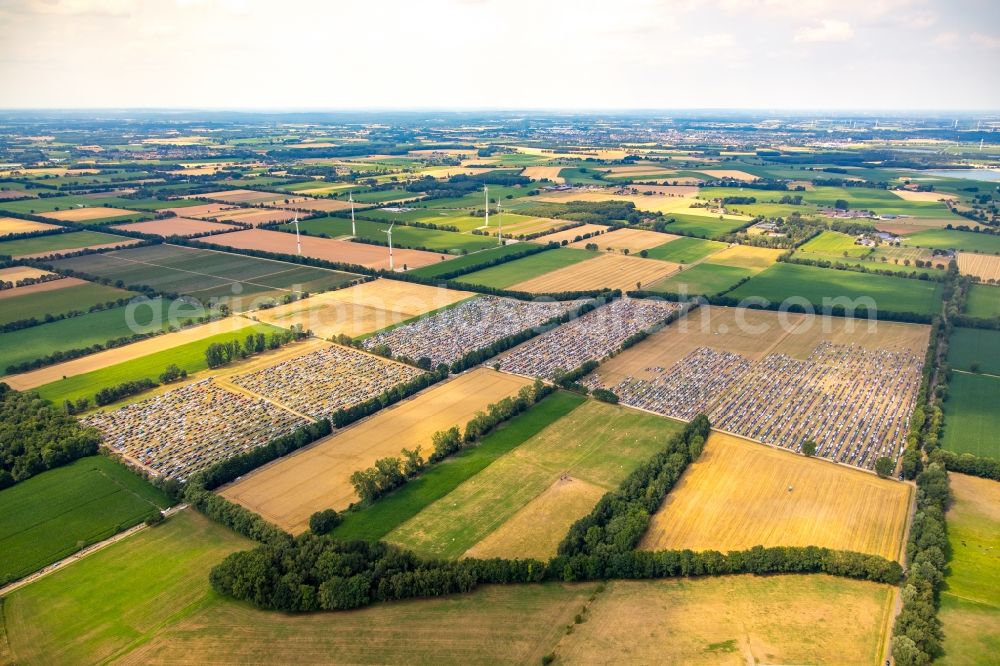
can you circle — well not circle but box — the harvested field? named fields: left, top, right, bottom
left=706, top=244, right=784, bottom=269
left=39, top=206, right=140, bottom=222
left=698, top=168, right=758, bottom=181
left=957, top=251, right=1000, bottom=283
left=553, top=576, right=894, bottom=665
left=388, top=400, right=684, bottom=559
left=479, top=215, right=571, bottom=239
left=4, top=315, right=257, bottom=391
left=463, top=476, right=605, bottom=560
left=166, top=202, right=239, bottom=218
left=567, top=227, right=678, bottom=253
left=199, top=228, right=442, bottom=271
left=530, top=223, right=608, bottom=245
left=533, top=189, right=698, bottom=215
left=626, top=184, right=699, bottom=196
left=641, top=431, right=911, bottom=560
left=0, top=216, right=59, bottom=236
left=586, top=306, right=930, bottom=470
left=0, top=265, right=54, bottom=283
left=279, top=198, right=369, bottom=213
left=510, top=253, right=680, bottom=293
left=892, top=189, right=957, bottom=202
left=521, top=166, right=564, bottom=182
left=876, top=218, right=962, bottom=235
left=200, top=189, right=292, bottom=205
left=221, top=368, right=533, bottom=531
left=110, top=217, right=239, bottom=237
left=0, top=275, right=84, bottom=300
left=251, top=278, right=474, bottom=338
left=211, top=208, right=298, bottom=226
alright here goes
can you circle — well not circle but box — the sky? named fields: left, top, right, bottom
left=0, top=0, right=998, bottom=111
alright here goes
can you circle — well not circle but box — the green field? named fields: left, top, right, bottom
left=938, top=474, right=1000, bottom=664
left=946, top=327, right=1000, bottom=375
left=0, top=298, right=207, bottom=375
left=904, top=228, right=1000, bottom=255
left=0, top=230, right=133, bottom=257
left=644, top=236, right=726, bottom=263
left=408, top=243, right=537, bottom=279
left=964, top=284, right=1000, bottom=319
left=35, top=322, right=281, bottom=406
left=940, top=372, right=1000, bottom=458
left=648, top=262, right=753, bottom=296
left=796, top=231, right=872, bottom=259
left=418, top=184, right=534, bottom=208
left=286, top=216, right=496, bottom=254
left=727, top=263, right=943, bottom=316
left=456, top=247, right=592, bottom=289
left=47, top=244, right=360, bottom=308
left=0, top=281, right=135, bottom=326
left=386, top=400, right=684, bottom=559
left=332, top=390, right=586, bottom=542
left=798, top=185, right=956, bottom=219
left=663, top=213, right=748, bottom=239
left=361, top=207, right=487, bottom=232
left=0, top=455, right=172, bottom=585
left=349, top=188, right=414, bottom=204
left=0, top=194, right=194, bottom=214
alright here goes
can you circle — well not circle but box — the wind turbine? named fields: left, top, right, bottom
left=293, top=214, right=302, bottom=256
left=497, top=200, right=503, bottom=246
left=483, top=184, right=489, bottom=228
left=382, top=222, right=395, bottom=271
left=349, top=191, right=356, bottom=236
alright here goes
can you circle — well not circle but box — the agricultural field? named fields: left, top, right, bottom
left=566, top=227, right=677, bottom=253
left=648, top=262, right=753, bottom=295
left=0, top=216, right=60, bottom=236
left=938, top=474, right=1000, bottom=664
left=456, top=247, right=592, bottom=289
left=387, top=400, right=684, bottom=559
left=478, top=214, right=574, bottom=239
left=331, top=389, right=585, bottom=542
left=641, top=432, right=911, bottom=561
left=509, top=252, right=679, bottom=293
left=663, top=212, right=750, bottom=238
left=39, top=206, right=148, bottom=224
left=0, top=229, right=138, bottom=258
left=221, top=368, right=534, bottom=532
left=46, top=244, right=361, bottom=310
left=0, top=280, right=135, bottom=326
left=964, top=283, right=1000, bottom=319
left=407, top=243, right=535, bottom=279
left=111, top=217, right=240, bottom=237
left=286, top=215, right=496, bottom=254
left=644, top=236, right=726, bottom=263
left=251, top=278, right=474, bottom=338
left=795, top=230, right=872, bottom=260
left=727, top=262, right=943, bottom=316
left=0, top=297, right=208, bottom=375
left=946, top=326, right=1000, bottom=376
left=956, top=251, right=1000, bottom=282
left=940, top=372, right=1000, bottom=458
left=0, top=455, right=172, bottom=585
left=704, top=244, right=783, bottom=270
left=32, top=321, right=281, bottom=406
left=904, top=228, right=1000, bottom=254
left=530, top=223, right=609, bottom=245
left=586, top=306, right=930, bottom=470
left=198, top=228, right=444, bottom=271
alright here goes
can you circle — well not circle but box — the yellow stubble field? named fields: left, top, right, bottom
left=510, top=253, right=680, bottom=293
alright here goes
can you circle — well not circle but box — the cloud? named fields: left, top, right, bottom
left=793, top=18, right=854, bottom=42
left=932, top=31, right=958, bottom=46
left=972, top=33, right=1000, bottom=49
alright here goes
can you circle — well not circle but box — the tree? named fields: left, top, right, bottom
left=802, top=440, right=817, bottom=457
left=309, top=509, right=341, bottom=535
left=875, top=456, right=894, bottom=478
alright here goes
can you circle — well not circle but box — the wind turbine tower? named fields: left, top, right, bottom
left=484, top=184, right=490, bottom=228
left=497, top=200, right=503, bottom=246
left=382, top=222, right=395, bottom=271
left=349, top=192, right=356, bottom=236
left=293, top=214, right=302, bottom=256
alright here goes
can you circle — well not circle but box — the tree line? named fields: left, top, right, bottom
left=205, top=327, right=306, bottom=369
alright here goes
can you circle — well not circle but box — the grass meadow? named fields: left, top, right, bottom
left=34, top=322, right=280, bottom=406
left=663, top=213, right=748, bottom=238
left=0, top=455, right=172, bottom=585
left=288, top=216, right=496, bottom=254
left=0, top=230, right=133, bottom=257
left=644, top=237, right=726, bottom=263
left=648, top=262, right=753, bottom=296
left=0, top=281, right=135, bottom=326
left=964, top=284, right=1000, bottom=319
left=904, top=228, right=1000, bottom=255
left=727, top=263, right=943, bottom=315
left=940, top=372, right=1000, bottom=458
left=946, top=327, right=1000, bottom=375
left=408, top=243, right=535, bottom=279
left=456, top=247, right=592, bottom=289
